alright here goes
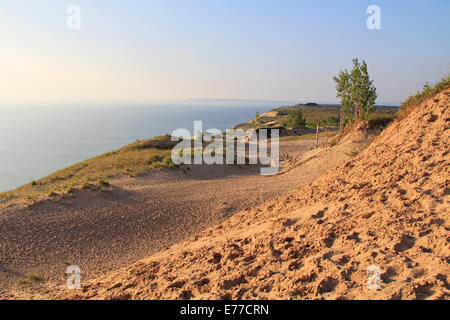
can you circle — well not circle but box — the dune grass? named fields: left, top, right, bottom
left=399, top=75, right=450, bottom=119
left=0, top=134, right=259, bottom=203
left=0, top=135, right=178, bottom=203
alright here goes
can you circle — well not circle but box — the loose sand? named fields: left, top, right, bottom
left=0, top=129, right=374, bottom=299
left=45, top=89, right=449, bottom=300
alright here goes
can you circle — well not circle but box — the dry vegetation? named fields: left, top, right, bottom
left=399, top=75, right=450, bottom=119
left=0, top=134, right=257, bottom=204
left=0, top=135, right=177, bottom=204
left=18, top=273, right=45, bottom=285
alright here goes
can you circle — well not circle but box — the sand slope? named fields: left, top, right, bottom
left=2, top=133, right=378, bottom=298
left=52, top=89, right=450, bottom=300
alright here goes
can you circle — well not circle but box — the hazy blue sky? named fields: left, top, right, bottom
left=0, top=0, right=449, bottom=105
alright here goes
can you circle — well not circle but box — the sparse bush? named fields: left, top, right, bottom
left=162, top=154, right=173, bottom=166
left=349, top=149, right=359, bottom=157
left=133, top=135, right=177, bottom=151
left=47, top=190, right=58, bottom=197
left=97, top=179, right=110, bottom=188
left=19, top=273, right=45, bottom=284
left=399, top=75, right=450, bottom=119
left=255, top=111, right=260, bottom=123
left=148, top=155, right=164, bottom=164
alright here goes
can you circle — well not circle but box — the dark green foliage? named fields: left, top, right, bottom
left=255, top=111, right=260, bottom=123
left=284, top=110, right=307, bottom=128
left=334, top=58, right=377, bottom=129
left=132, top=135, right=178, bottom=150
left=325, top=116, right=340, bottom=127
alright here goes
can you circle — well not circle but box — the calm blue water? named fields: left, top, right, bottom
left=0, top=104, right=273, bottom=192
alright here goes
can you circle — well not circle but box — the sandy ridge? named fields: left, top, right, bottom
left=52, top=89, right=449, bottom=300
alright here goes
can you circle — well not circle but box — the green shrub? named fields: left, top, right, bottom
left=326, top=116, right=340, bottom=127
left=284, top=110, right=306, bottom=128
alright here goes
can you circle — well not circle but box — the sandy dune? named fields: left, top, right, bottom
left=0, top=132, right=375, bottom=299
left=46, top=89, right=449, bottom=300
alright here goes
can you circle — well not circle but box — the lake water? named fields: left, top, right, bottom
left=0, top=103, right=274, bottom=192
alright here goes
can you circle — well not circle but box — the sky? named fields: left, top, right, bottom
left=0, top=0, right=449, bottom=105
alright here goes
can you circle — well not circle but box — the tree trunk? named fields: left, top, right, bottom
left=315, top=121, right=319, bottom=148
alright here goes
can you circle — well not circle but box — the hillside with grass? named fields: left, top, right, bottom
left=399, top=75, right=450, bottom=119
left=0, top=135, right=177, bottom=205
left=0, top=101, right=399, bottom=207
left=234, top=103, right=398, bottom=131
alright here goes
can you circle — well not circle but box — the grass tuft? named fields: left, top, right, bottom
left=18, top=273, right=45, bottom=284
left=399, top=75, right=450, bottom=119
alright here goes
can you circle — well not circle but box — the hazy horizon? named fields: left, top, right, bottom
left=0, top=0, right=449, bottom=105
left=0, top=98, right=401, bottom=108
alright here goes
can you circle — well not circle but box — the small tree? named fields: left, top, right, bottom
left=334, top=58, right=377, bottom=130
left=285, top=109, right=306, bottom=128
left=358, top=60, right=377, bottom=120
left=255, top=111, right=260, bottom=123
left=333, top=70, right=352, bottom=131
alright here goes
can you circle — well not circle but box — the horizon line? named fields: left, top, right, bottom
left=0, top=98, right=401, bottom=107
